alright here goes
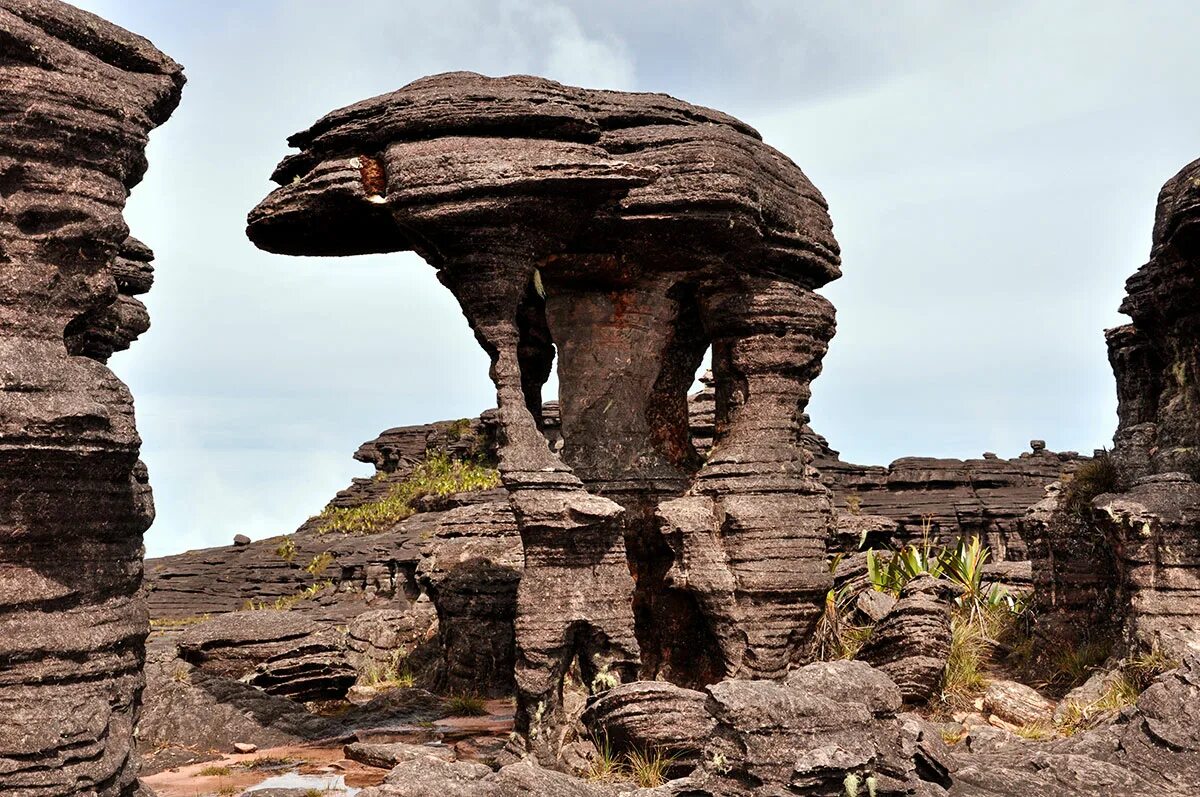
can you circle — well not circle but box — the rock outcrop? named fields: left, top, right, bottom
left=857, top=576, right=956, bottom=704
left=1023, top=158, right=1200, bottom=660
left=248, top=72, right=841, bottom=756
left=947, top=655, right=1200, bottom=796
left=0, top=2, right=182, bottom=794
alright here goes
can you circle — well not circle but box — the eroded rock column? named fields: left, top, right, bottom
left=660, top=279, right=837, bottom=678
left=0, top=2, right=182, bottom=794
left=247, top=72, right=841, bottom=752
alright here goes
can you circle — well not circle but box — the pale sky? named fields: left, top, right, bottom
left=68, top=1, right=1200, bottom=557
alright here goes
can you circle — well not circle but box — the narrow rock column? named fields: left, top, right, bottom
left=0, top=2, right=182, bottom=794
left=438, top=247, right=641, bottom=761
left=660, top=278, right=837, bottom=678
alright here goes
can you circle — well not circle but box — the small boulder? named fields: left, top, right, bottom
left=232, top=741, right=257, bottom=754
left=983, top=680, right=1055, bottom=727
left=233, top=534, right=251, bottom=546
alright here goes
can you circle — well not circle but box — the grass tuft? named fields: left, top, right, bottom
left=627, top=748, right=677, bottom=789
left=1015, top=721, right=1054, bottom=740
left=445, top=693, right=488, bottom=717
left=243, top=580, right=332, bottom=611
left=586, top=734, right=624, bottom=783
left=941, top=613, right=988, bottom=708
left=150, top=614, right=212, bottom=629
left=316, top=452, right=500, bottom=535
left=197, top=765, right=231, bottom=777
left=1060, top=451, right=1119, bottom=517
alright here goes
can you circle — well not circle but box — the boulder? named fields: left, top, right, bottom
left=857, top=576, right=957, bottom=703
left=580, top=681, right=715, bottom=765
left=982, top=681, right=1055, bottom=727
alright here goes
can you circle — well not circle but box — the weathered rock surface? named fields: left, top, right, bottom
left=982, top=680, right=1055, bottom=727
left=1023, top=158, right=1200, bottom=659
left=0, top=2, right=182, bottom=794
left=360, top=757, right=615, bottom=797
left=948, top=655, right=1200, bottom=796
left=139, top=640, right=448, bottom=773
left=416, top=499, right=523, bottom=695
left=249, top=72, right=841, bottom=756
left=343, top=740, right=454, bottom=769
left=856, top=576, right=956, bottom=704
left=809, top=427, right=1085, bottom=561
left=581, top=681, right=715, bottom=766
left=175, top=611, right=356, bottom=702
left=655, top=661, right=950, bottom=796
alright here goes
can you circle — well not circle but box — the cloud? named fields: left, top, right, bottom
left=67, top=0, right=1200, bottom=556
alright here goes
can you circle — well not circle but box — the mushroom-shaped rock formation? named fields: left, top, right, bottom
left=248, top=72, right=841, bottom=757
left=0, top=1, right=183, bottom=794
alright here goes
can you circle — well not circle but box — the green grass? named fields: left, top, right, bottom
left=316, top=452, right=500, bottom=535
left=1056, top=673, right=1140, bottom=736
left=1051, top=640, right=1112, bottom=688
left=275, top=537, right=297, bottom=562
left=585, top=740, right=677, bottom=788
left=446, top=693, right=488, bottom=717
left=363, top=651, right=415, bottom=690
left=304, top=551, right=334, bottom=577
left=1015, top=721, right=1054, bottom=740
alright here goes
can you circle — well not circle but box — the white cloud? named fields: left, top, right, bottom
left=68, top=0, right=1200, bottom=554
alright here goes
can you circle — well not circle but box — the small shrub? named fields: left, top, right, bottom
left=627, top=748, right=676, bottom=788
left=197, top=765, right=231, bottom=777
left=813, top=581, right=873, bottom=661
left=445, top=418, right=472, bottom=441
left=304, top=551, right=335, bottom=577
left=317, top=452, right=500, bottom=534
left=446, top=693, right=488, bottom=717
left=275, top=537, right=297, bottom=563
left=1060, top=451, right=1119, bottom=516
left=844, top=495, right=862, bottom=516
left=939, top=727, right=965, bottom=745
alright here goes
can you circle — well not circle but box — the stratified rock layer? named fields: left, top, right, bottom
left=248, top=72, right=841, bottom=755
left=0, top=2, right=182, bottom=794
left=856, top=576, right=955, bottom=704
left=1024, top=158, right=1200, bottom=659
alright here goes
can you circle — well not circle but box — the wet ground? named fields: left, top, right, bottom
left=144, top=698, right=514, bottom=796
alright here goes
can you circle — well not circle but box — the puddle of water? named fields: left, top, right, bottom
left=245, top=771, right=359, bottom=794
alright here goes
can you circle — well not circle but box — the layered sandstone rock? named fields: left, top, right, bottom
left=0, top=2, right=182, bottom=794
left=856, top=576, right=956, bottom=704
left=248, top=72, right=840, bottom=756
left=1023, top=158, right=1200, bottom=659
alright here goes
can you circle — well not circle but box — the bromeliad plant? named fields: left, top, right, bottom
left=867, top=517, right=1013, bottom=618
